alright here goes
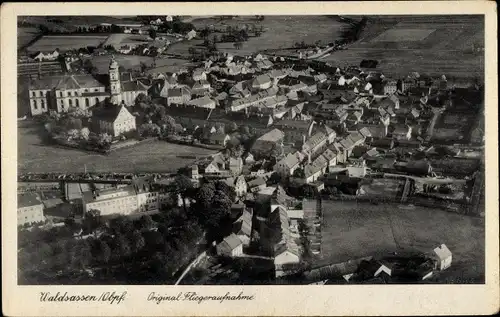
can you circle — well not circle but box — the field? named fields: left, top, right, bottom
left=87, top=54, right=193, bottom=74
left=371, top=28, right=436, bottom=42
left=180, top=15, right=348, bottom=56
left=317, top=200, right=484, bottom=282
left=27, top=35, right=109, bottom=53
left=18, top=27, right=41, bottom=49
left=18, top=122, right=217, bottom=173
left=322, top=15, right=484, bottom=79
left=19, top=16, right=139, bottom=33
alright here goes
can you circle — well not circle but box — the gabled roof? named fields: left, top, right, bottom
left=92, top=105, right=131, bottom=123
left=256, top=128, right=284, bottom=142
left=348, top=131, right=365, bottom=145
left=279, top=152, right=302, bottom=169
left=18, top=193, right=43, bottom=208
left=433, top=244, right=452, bottom=260
left=122, top=80, right=148, bottom=92
left=218, top=233, right=243, bottom=252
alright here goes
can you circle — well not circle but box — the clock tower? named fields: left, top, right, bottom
left=109, top=56, right=122, bottom=105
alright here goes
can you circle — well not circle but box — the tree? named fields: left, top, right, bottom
left=149, top=29, right=157, bottom=40
left=67, top=128, right=80, bottom=140
left=99, top=240, right=111, bottom=264
left=138, top=215, right=154, bottom=230
left=80, top=127, right=90, bottom=140
left=130, top=230, right=146, bottom=253
left=140, top=62, right=148, bottom=73
left=85, top=209, right=101, bottom=235
left=138, top=123, right=161, bottom=137
left=98, top=133, right=112, bottom=147
left=268, top=172, right=282, bottom=185
left=233, top=41, right=243, bottom=50
left=302, top=185, right=317, bottom=198
left=293, top=168, right=305, bottom=179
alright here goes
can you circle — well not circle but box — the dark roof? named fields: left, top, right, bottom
left=18, top=193, right=43, bottom=208
left=92, top=105, right=129, bottom=122
left=122, top=81, right=148, bottom=92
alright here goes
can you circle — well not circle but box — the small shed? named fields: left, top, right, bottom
left=432, top=244, right=452, bottom=271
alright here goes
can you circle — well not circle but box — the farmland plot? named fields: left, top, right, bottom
left=27, top=35, right=108, bottom=53
left=18, top=27, right=41, bottom=49
left=317, top=200, right=484, bottom=282
left=325, top=15, right=484, bottom=79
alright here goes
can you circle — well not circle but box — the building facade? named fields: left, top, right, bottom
left=18, top=193, right=45, bottom=226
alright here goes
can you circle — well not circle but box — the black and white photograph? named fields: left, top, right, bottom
left=13, top=12, right=489, bottom=287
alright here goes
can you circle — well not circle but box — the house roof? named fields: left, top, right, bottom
left=279, top=152, right=302, bottom=169
left=188, top=96, right=215, bottom=107
left=218, top=233, right=243, bottom=252
left=252, top=74, right=272, bottom=86
left=18, top=193, right=42, bottom=208
left=122, top=80, right=148, bottom=92
left=92, top=105, right=131, bottom=122
left=168, top=87, right=190, bottom=98
left=339, top=137, right=355, bottom=150
left=348, top=131, right=365, bottom=145
left=247, top=177, right=266, bottom=187
left=256, top=128, right=284, bottom=142
left=273, top=119, right=311, bottom=131
left=303, top=131, right=327, bottom=151
left=278, top=76, right=302, bottom=87
left=433, top=244, right=452, bottom=260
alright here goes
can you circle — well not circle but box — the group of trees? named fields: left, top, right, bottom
left=157, top=21, right=196, bottom=35
left=189, top=181, right=237, bottom=243
left=40, top=109, right=113, bottom=150
left=133, top=93, right=182, bottom=139
left=340, top=17, right=368, bottom=44
left=19, top=207, right=205, bottom=284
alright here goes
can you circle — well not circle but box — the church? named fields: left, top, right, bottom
left=28, top=56, right=149, bottom=116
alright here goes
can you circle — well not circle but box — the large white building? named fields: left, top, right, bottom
left=18, top=193, right=45, bottom=226
left=82, top=179, right=171, bottom=217
left=28, top=56, right=148, bottom=116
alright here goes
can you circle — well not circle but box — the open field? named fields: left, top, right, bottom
left=371, top=28, right=436, bottom=42
left=19, top=16, right=139, bottom=33
left=18, top=122, right=217, bottom=173
left=317, top=200, right=484, bottom=282
left=323, top=15, right=484, bottom=79
left=87, top=54, right=192, bottom=74
left=18, top=27, right=41, bottom=49
left=27, top=35, right=109, bottom=53
left=186, top=15, right=348, bottom=55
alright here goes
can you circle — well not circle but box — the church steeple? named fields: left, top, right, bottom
left=109, top=55, right=122, bottom=105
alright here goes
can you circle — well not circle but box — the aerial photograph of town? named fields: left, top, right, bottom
left=17, top=14, right=485, bottom=285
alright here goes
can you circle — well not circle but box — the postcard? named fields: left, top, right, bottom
left=1, top=1, right=498, bottom=316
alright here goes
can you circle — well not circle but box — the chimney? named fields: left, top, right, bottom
left=307, top=152, right=311, bottom=164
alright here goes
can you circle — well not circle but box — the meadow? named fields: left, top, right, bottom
left=323, top=15, right=484, bottom=79
left=26, top=35, right=109, bottom=53
left=18, top=27, right=41, bottom=49
left=184, top=15, right=348, bottom=55
left=17, top=121, right=217, bottom=173
left=317, top=200, right=485, bottom=282
left=88, top=54, right=192, bottom=74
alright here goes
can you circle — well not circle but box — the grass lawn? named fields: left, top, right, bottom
left=317, top=200, right=484, bottom=282
left=17, top=121, right=217, bottom=173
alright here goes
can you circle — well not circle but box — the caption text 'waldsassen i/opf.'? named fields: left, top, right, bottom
left=148, top=292, right=255, bottom=304
left=40, top=291, right=127, bottom=304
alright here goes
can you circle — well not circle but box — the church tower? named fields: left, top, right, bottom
left=109, top=56, right=122, bottom=105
